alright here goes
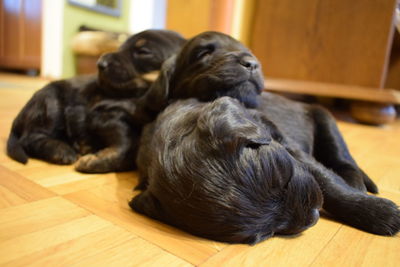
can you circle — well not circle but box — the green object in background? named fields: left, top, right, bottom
left=62, top=0, right=131, bottom=78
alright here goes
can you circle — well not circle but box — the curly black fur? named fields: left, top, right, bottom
left=130, top=32, right=400, bottom=243
left=7, top=29, right=186, bottom=172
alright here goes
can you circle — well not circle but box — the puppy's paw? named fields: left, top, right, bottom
left=345, top=178, right=367, bottom=192
left=79, top=144, right=93, bottom=155
left=357, top=197, right=400, bottom=236
left=51, top=145, right=77, bottom=165
left=75, top=154, right=109, bottom=173
left=346, top=168, right=379, bottom=194
left=73, top=142, right=92, bottom=156
left=362, top=172, right=379, bottom=194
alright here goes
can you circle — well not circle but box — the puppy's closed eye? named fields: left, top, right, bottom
left=245, top=142, right=267, bottom=149
left=193, top=44, right=216, bottom=61
left=134, top=47, right=152, bottom=56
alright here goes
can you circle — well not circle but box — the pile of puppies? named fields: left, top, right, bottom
left=7, top=29, right=186, bottom=173
left=7, top=30, right=400, bottom=244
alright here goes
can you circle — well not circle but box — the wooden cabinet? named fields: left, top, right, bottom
left=249, top=0, right=400, bottom=124
left=166, top=0, right=233, bottom=38
left=0, top=0, right=42, bottom=71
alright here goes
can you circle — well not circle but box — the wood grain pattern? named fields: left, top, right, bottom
left=3, top=226, right=135, bottom=267
left=0, top=0, right=42, bottom=70
left=70, top=238, right=192, bottom=267
left=0, top=73, right=399, bottom=266
left=264, top=78, right=400, bottom=104
left=166, top=0, right=234, bottom=38
left=0, top=197, right=89, bottom=241
left=385, top=32, right=400, bottom=90
left=200, top=219, right=342, bottom=266
left=0, top=215, right=112, bottom=264
left=251, top=0, right=397, bottom=88
left=0, top=165, right=55, bottom=204
left=166, top=0, right=212, bottom=38
left=65, top=188, right=225, bottom=265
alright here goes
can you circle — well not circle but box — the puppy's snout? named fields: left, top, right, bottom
left=97, top=59, right=108, bottom=71
left=97, top=54, right=118, bottom=71
left=239, top=55, right=259, bottom=71
left=278, top=208, right=320, bottom=236
left=308, top=208, right=320, bottom=228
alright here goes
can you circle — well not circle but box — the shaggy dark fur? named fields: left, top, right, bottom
left=74, top=30, right=186, bottom=173
left=132, top=97, right=323, bottom=244
left=131, top=96, right=400, bottom=244
left=129, top=31, right=400, bottom=244
left=132, top=31, right=264, bottom=124
left=7, top=29, right=185, bottom=170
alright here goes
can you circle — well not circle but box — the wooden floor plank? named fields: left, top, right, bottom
left=0, top=165, right=55, bottom=204
left=65, top=188, right=225, bottom=265
left=12, top=164, right=93, bottom=186
left=0, top=185, right=27, bottom=209
left=3, top=226, right=136, bottom=267
left=309, top=190, right=400, bottom=267
left=0, top=197, right=90, bottom=241
left=200, top=218, right=342, bottom=266
left=0, top=215, right=112, bottom=264
left=0, top=158, right=49, bottom=172
left=71, top=237, right=192, bottom=267
left=48, top=171, right=136, bottom=195
left=310, top=227, right=400, bottom=267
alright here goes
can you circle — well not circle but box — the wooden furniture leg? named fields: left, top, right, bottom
left=349, top=101, right=397, bottom=125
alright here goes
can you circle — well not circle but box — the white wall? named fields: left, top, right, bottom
left=129, top=0, right=166, bottom=33
left=41, top=0, right=64, bottom=79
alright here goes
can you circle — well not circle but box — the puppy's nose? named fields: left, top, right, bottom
left=307, top=209, right=320, bottom=228
left=97, top=59, right=108, bottom=71
left=239, top=56, right=259, bottom=71
left=97, top=53, right=115, bottom=71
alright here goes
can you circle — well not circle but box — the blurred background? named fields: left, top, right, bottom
left=0, top=0, right=399, bottom=124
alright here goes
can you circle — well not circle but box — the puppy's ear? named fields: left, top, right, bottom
left=222, top=120, right=271, bottom=149
left=257, top=113, right=285, bottom=143
left=129, top=191, right=165, bottom=222
left=142, top=55, right=177, bottom=113
left=200, top=98, right=272, bottom=149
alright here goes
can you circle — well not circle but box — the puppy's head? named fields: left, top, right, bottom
left=146, top=31, right=264, bottom=110
left=131, top=97, right=323, bottom=244
left=97, top=29, right=186, bottom=97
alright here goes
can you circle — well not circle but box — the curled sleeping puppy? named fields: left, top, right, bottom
left=7, top=29, right=186, bottom=168
left=130, top=96, right=400, bottom=244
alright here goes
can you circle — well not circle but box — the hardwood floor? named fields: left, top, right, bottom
left=0, top=72, right=399, bottom=266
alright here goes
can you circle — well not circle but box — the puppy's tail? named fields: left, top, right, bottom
left=7, top=131, right=28, bottom=164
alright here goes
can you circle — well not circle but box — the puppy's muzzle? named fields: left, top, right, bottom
left=239, top=55, right=259, bottom=71
left=97, top=53, right=121, bottom=71
left=279, top=208, right=320, bottom=235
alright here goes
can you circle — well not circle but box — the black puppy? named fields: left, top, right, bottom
left=132, top=97, right=323, bottom=244
left=130, top=31, right=400, bottom=243
left=74, top=31, right=186, bottom=173
left=7, top=29, right=185, bottom=166
left=131, top=96, right=400, bottom=244
left=136, top=31, right=378, bottom=192
left=132, top=31, right=264, bottom=124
